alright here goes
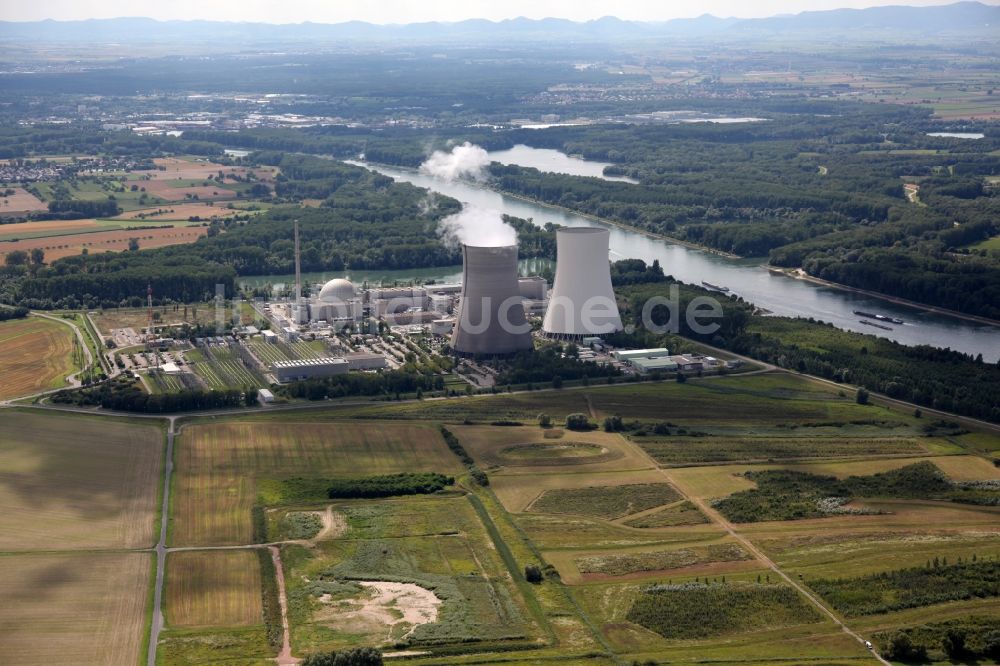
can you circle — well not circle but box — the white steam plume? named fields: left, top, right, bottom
left=420, top=142, right=490, bottom=181
left=438, top=206, right=517, bottom=249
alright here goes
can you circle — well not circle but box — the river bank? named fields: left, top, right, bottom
left=767, top=267, right=1000, bottom=329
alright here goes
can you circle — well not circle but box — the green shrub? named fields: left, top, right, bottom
left=326, top=472, right=454, bottom=499
left=565, top=413, right=591, bottom=431
left=626, top=582, right=820, bottom=639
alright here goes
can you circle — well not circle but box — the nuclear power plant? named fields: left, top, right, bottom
left=542, top=227, right=623, bottom=339
left=451, top=244, right=534, bottom=356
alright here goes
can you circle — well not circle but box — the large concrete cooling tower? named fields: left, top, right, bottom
left=543, top=227, right=623, bottom=339
left=452, top=244, right=533, bottom=356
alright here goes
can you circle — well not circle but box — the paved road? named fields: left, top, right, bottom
left=147, top=416, right=176, bottom=666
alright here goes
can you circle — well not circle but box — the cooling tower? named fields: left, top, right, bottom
left=451, top=244, right=533, bottom=356
left=543, top=227, right=623, bottom=338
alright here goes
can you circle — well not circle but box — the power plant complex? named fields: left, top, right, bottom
left=247, top=221, right=630, bottom=382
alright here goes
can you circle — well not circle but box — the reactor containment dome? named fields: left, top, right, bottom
left=318, top=278, right=357, bottom=303
left=451, top=244, right=533, bottom=356
left=542, top=226, right=623, bottom=339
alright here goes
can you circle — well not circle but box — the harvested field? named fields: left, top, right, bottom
left=0, top=316, right=77, bottom=400
left=0, top=186, right=47, bottom=215
left=515, top=511, right=721, bottom=551
left=171, top=421, right=462, bottom=546
left=0, top=217, right=106, bottom=241
left=0, top=225, right=207, bottom=262
left=126, top=179, right=237, bottom=201
left=116, top=203, right=249, bottom=220
left=0, top=216, right=201, bottom=242
left=0, top=410, right=163, bottom=550
left=637, top=436, right=931, bottom=465
left=0, top=552, right=151, bottom=666
left=529, top=482, right=682, bottom=520
left=149, top=157, right=278, bottom=182
left=492, top=469, right=668, bottom=514
left=570, top=541, right=753, bottom=581
left=165, top=550, right=263, bottom=628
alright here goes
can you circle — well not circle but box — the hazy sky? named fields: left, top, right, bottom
left=3, top=0, right=995, bottom=23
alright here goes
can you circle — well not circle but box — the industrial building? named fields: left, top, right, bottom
left=630, top=357, right=679, bottom=374
left=613, top=348, right=670, bottom=362
left=343, top=352, right=388, bottom=371
left=451, top=244, right=534, bottom=356
left=272, top=357, right=348, bottom=382
left=543, top=227, right=622, bottom=339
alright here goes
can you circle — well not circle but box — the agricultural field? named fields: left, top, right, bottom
left=0, top=224, right=207, bottom=262
left=0, top=410, right=163, bottom=549
left=450, top=424, right=651, bottom=472
left=623, top=500, right=711, bottom=528
left=146, top=156, right=278, bottom=183
left=0, top=316, right=78, bottom=400
left=115, top=201, right=256, bottom=220
left=528, top=482, right=682, bottom=520
left=165, top=550, right=264, bottom=628
left=0, top=216, right=204, bottom=242
left=14, top=369, right=982, bottom=666
left=170, top=420, right=462, bottom=546
left=0, top=185, right=47, bottom=215
left=635, top=434, right=943, bottom=466
left=0, top=552, right=151, bottom=666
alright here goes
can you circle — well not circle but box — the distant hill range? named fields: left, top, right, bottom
left=1, top=1, right=997, bottom=43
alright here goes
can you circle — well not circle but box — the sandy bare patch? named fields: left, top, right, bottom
left=316, top=581, right=441, bottom=643
left=316, top=505, right=347, bottom=541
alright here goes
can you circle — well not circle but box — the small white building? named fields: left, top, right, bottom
left=613, top=348, right=670, bottom=362
left=258, top=388, right=275, bottom=404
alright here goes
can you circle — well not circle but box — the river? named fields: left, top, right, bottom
left=247, top=149, right=999, bottom=361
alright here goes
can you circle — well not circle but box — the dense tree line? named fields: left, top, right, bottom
left=611, top=260, right=1000, bottom=423
left=877, top=617, right=1000, bottom=662
left=51, top=379, right=250, bottom=413
left=300, top=648, right=382, bottom=666
left=0, top=305, right=29, bottom=321
left=325, top=472, right=453, bottom=499
left=281, top=366, right=445, bottom=401
left=47, top=198, right=121, bottom=218
left=810, top=559, right=1000, bottom=617
left=495, top=346, right=621, bottom=386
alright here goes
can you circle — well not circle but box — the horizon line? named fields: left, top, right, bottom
left=1, top=1, right=994, bottom=27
